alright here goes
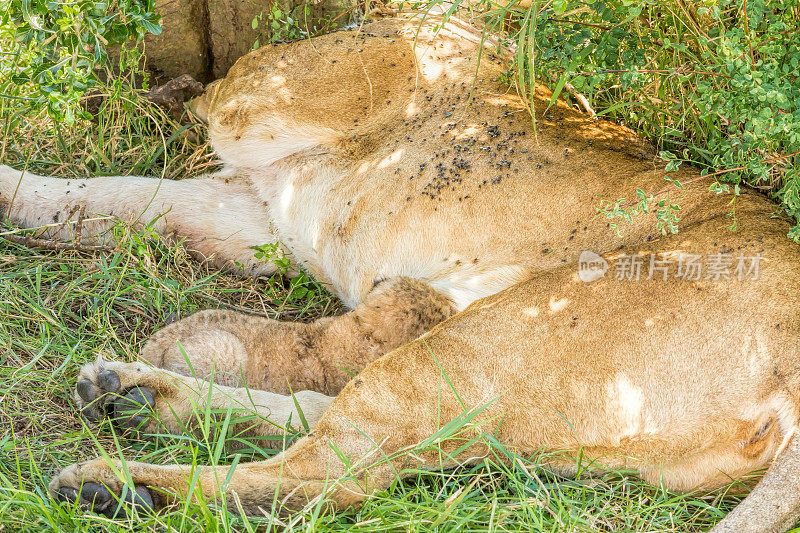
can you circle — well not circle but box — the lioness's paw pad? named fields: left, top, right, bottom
left=74, top=359, right=158, bottom=436
left=50, top=463, right=154, bottom=518
left=55, top=481, right=154, bottom=518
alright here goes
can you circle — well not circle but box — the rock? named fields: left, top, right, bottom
left=207, top=0, right=357, bottom=79
left=145, top=74, right=206, bottom=120
left=141, top=0, right=211, bottom=82
left=114, top=0, right=360, bottom=83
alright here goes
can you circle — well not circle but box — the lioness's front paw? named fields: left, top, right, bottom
left=49, top=459, right=155, bottom=518
left=75, top=357, right=159, bottom=436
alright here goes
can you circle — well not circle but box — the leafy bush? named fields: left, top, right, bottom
left=251, top=4, right=311, bottom=49
left=486, top=0, right=800, bottom=239
left=1, top=0, right=161, bottom=123
left=0, top=1, right=207, bottom=183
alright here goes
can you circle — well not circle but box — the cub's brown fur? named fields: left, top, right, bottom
left=1, top=13, right=798, bottom=533
left=138, top=277, right=454, bottom=394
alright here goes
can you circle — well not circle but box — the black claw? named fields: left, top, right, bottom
left=110, top=386, right=155, bottom=435
left=117, top=415, right=147, bottom=434
left=55, top=486, right=80, bottom=504
left=79, top=482, right=112, bottom=510
left=123, top=485, right=155, bottom=514
left=97, top=370, right=121, bottom=393
left=100, top=505, right=119, bottom=519
left=76, top=379, right=99, bottom=403
left=101, top=485, right=155, bottom=519
left=80, top=405, right=102, bottom=423
left=58, top=483, right=154, bottom=518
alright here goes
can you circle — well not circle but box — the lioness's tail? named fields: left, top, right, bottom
left=711, top=427, right=800, bottom=533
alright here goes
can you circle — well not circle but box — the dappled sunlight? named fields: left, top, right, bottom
left=553, top=108, right=643, bottom=146
left=310, top=219, right=320, bottom=251
left=405, top=100, right=420, bottom=119
left=377, top=149, right=405, bottom=169
left=607, top=373, right=645, bottom=436
left=280, top=181, right=294, bottom=212
left=354, top=150, right=399, bottom=176
left=276, top=86, right=294, bottom=105
left=743, top=335, right=773, bottom=377
left=570, top=271, right=586, bottom=283
left=419, top=57, right=444, bottom=81
left=663, top=250, right=687, bottom=259
left=355, top=160, right=371, bottom=176
left=483, top=95, right=525, bottom=109
left=548, top=296, right=570, bottom=313
left=431, top=264, right=531, bottom=311
left=522, top=306, right=540, bottom=318
left=267, top=75, right=292, bottom=103
left=405, top=32, right=477, bottom=85
left=452, top=124, right=484, bottom=138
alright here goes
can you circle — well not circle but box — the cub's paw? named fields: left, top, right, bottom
left=74, top=357, right=160, bottom=436
left=49, top=460, right=156, bottom=518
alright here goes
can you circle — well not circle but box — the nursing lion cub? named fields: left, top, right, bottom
left=1, top=14, right=798, bottom=533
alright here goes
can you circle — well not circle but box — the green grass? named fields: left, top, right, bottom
left=0, top=98, right=749, bottom=533
left=0, top=7, right=775, bottom=531
left=0, top=235, right=743, bottom=531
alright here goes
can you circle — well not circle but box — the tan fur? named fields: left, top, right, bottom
left=2, top=13, right=796, bottom=532
left=74, top=357, right=334, bottom=443
left=50, top=210, right=800, bottom=531
left=3, top=16, right=697, bottom=310
left=138, top=277, right=454, bottom=393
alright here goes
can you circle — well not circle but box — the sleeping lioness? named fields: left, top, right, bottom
left=1, top=14, right=798, bottom=533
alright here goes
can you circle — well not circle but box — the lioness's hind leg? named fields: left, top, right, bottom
left=140, top=277, right=454, bottom=395
left=53, top=337, right=470, bottom=517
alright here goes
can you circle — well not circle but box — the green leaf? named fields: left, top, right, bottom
left=137, top=17, right=161, bottom=36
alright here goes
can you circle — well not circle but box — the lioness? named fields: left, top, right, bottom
left=0, top=14, right=797, bottom=533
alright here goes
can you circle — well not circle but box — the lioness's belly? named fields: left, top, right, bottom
left=292, top=172, right=719, bottom=310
